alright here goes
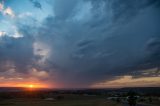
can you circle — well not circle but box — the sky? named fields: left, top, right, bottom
left=0, top=0, right=160, bottom=88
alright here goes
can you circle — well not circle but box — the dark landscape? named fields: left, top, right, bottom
left=0, top=87, right=159, bottom=106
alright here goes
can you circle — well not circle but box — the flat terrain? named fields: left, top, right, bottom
left=0, top=95, right=121, bottom=106
left=0, top=95, right=159, bottom=106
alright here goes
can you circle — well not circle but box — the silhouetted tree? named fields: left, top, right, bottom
left=127, top=91, right=137, bottom=106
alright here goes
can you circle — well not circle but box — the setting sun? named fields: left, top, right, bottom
left=23, top=83, right=47, bottom=89
left=0, top=82, right=50, bottom=89
left=28, top=84, right=34, bottom=88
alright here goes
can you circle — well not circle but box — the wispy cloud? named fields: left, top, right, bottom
left=0, top=1, right=15, bottom=18
left=0, top=2, right=4, bottom=12
left=18, top=12, right=32, bottom=18
left=0, top=31, right=6, bottom=37
left=3, top=7, right=15, bottom=18
left=92, top=75, right=160, bottom=88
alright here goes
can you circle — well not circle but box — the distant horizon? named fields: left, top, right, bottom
left=0, top=86, right=160, bottom=90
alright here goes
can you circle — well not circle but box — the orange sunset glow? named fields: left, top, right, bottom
left=17, top=83, right=45, bottom=89
left=0, top=82, right=50, bottom=89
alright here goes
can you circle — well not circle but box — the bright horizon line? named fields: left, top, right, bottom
left=0, top=86, right=159, bottom=89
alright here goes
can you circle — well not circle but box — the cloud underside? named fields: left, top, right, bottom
left=0, top=0, right=160, bottom=88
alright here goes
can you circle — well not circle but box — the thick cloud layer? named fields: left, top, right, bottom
left=0, top=0, right=160, bottom=88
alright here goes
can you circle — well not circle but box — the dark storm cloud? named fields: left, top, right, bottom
left=0, top=35, right=34, bottom=73
left=53, top=0, right=79, bottom=20
left=0, top=0, right=160, bottom=88
left=32, top=0, right=160, bottom=87
left=30, top=0, right=42, bottom=9
left=143, top=38, right=160, bottom=68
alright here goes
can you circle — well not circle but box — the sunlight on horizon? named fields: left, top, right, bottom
left=0, top=82, right=50, bottom=89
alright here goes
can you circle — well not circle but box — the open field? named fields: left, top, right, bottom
left=0, top=95, right=122, bottom=106
left=0, top=87, right=160, bottom=106
left=0, top=95, right=160, bottom=106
